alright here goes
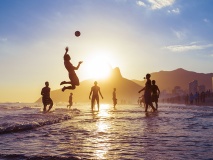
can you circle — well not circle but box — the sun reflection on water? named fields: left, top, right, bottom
left=96, top=121, right=109, bottom=133
left=97, top=104, right=110, bottom=118
left=93, top=104, right=111, bottom=159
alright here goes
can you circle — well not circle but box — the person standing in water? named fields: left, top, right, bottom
left=67, top=93, right=73, bottom=109
left=139, top=95, right=145, bottom=107
left=112, top=88, right=117, bottom=108
left=60, top=47, right=83, bottom=92
left=89, top=81, right=103, bottom=111
left=151, top=80, right=160, bottom=110
left=138, top=74, right=156, bottom=112
left=41, top=81, right=53, bottom=112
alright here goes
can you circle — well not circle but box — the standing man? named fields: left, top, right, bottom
left=41, top=81, right=53, bottom=112
left=151, top=80, right=160, bottom=110
left=112, top=88, right=117, bottom=108
left=138, top=74, right=156, bottom=112
left=67, top=93, right=73, bottom=109
left=89, top=81, right=103, bottom=111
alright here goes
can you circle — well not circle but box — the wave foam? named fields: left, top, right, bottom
left=0, top=106, right=81, bottom=134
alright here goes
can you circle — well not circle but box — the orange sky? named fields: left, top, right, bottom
left=1, top=0, right=213, bottom=102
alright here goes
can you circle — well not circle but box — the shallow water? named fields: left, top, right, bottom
left=0, top=103, right=213, bottom=160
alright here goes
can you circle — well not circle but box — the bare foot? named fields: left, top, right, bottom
left=62, top=86, right=66, bottom=92
left=60, top=81, right=66, bottom=85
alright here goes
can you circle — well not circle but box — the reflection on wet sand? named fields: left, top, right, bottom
left=89, top=104, right=112, bottom=159
left=1, top=104, right=213, bottom=159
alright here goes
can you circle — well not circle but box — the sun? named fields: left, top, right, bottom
left=84, top=52, right=112, bottom=80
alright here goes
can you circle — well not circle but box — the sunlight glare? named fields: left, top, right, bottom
left=94, top=104, right=111, bottom=159
left=98, top=104, right=110, bottom=118
left=85, top=51, right=112, bottom=79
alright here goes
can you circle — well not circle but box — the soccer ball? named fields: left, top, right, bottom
left=75, top=31, right=81, bottom=37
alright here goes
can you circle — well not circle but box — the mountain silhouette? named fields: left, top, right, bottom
left=36, top=68, right=213, bottom=104
left=132, top=68, right=213, bottom=92
left=36, top=67, right=142, bottom=104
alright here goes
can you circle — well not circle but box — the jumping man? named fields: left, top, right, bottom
left=60, top=47, right=83, bottom=91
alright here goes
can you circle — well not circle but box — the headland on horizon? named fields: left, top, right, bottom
left=35, top=67, right=213, bottom=105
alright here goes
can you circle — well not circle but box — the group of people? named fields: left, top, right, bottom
left=40, top=47, right=116, bottom=112
left=40, top=47, right=158, bottom=113
left=138, top=74, right=160, bottom=112
left=41, top=80, right=116, bottom=112
left=40, top=47, right=80, bottom=112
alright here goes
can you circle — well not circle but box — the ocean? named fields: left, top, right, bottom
left=0, top=103, right=212, bottom=160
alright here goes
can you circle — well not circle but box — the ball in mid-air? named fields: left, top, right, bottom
left=75, top=31, right=81, bottom=37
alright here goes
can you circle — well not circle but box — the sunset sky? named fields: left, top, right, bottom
left=1, top=0, right=213, bottom=102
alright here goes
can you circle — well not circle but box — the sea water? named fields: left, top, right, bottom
left=0, top=103, right=212, bottom=160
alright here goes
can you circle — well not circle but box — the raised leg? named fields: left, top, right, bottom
left=62, top=85, right=76, bottom=92
left=60, top=81, right=72, bottom=85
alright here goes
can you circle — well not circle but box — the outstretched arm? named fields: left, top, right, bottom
left=138, top=87, right=145, bottom=93
left=74, top=61, right=83, bottom=70
left=64, top=47, right=68, bottom=56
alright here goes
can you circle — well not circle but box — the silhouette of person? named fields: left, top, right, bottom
left=89, top=81, right=103, bottom=111
left=139, top=95, right=145, bottom=107
left=151, top=80, right=160, bottom=110
left=137, top=97, right=140, bottom=105
left=189, top=92, right=194, bottom=105
left=112, top=88, right=117, bottom=108
left=138, top=74, right=156, bottom=112
left=67, top=93, right=73, bottom=109
left=41, top=81, right=53, bottom=112
left=60, top=47, right=83, bottom=92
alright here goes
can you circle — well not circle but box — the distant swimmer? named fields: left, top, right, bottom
left=41, top=81, right=53, bottom=112
left=67, top=93, right=73, bottom=109
left=89, top=81, right=103, bottom=111
left=138, top=73, right=156, bottom=112
left=112, top=88, right=117, bottom=108
left=60, top=47, right=83, bottom=92
left=151, top=80, right=160, bottom=110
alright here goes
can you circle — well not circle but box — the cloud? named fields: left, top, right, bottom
left=203, top=18, right=210, bottom=23
left=136, top=0, right=176, bottom=10
left=148, top=0, right=175, bottom=10
left=168, top=8, right=180, bottom=14
left=136, top=1, right=147, bottom=7
left=172, top=30, right=186, bottom=40
left=164, top=43, right=213, bottom=52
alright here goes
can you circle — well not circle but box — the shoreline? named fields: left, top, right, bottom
left=160, top=96, right=213, bottom=107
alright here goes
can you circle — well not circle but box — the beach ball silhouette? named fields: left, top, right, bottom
left=75, top=31, right=81, bottom=37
